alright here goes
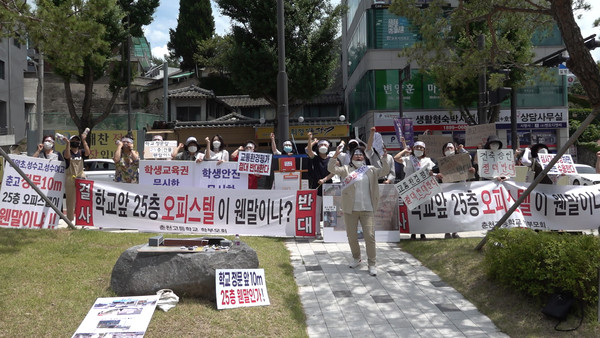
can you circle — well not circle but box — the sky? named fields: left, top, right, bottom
left=142, top=1, right=600, bottom=62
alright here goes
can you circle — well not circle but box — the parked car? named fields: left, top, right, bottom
left=84, top=159, right=115, bottom=182
left=568, top=164, right=600, bottom=185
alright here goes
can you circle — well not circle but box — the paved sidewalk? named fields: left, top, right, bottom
left=286, top=238, right=509, bottom=338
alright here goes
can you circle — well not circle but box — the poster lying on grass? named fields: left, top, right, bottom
left=0, top=155, right=65, bottom=229
left=72, top=295, right=159, bottom=338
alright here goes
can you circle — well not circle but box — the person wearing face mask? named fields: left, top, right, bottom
left=270, top=132, right=295, bottom=155
left=328, top=146, right=390, bottom=276
left=365, top=127, right=395, bottom=183
left=231, top=140, right=261, bottom=189
left=394, top=139, right=436, bottom=240
left=521, top=143, right=553, bottom=184
left=113, top=135, right=139, bottom=183
left=306, top=132, right=335, bottom=238
left=205, top=134, right=229, bottom=164
left=172, top=136, right=204, bottom=162
left=33, top=135, right=65, bottom=161
left=436, top=142, right=475, bottom=239
left=476, top=135, right=509, bottom=182
left=63, top=133, right=90, bottom=222
left=336, top=139, right=364, bottom=166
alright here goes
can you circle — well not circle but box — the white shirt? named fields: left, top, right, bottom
left=208, top=149, right=229, bottom=161
left=352, top=168, right=373, bottom=211
left=401, top=155, right=435, bottom=176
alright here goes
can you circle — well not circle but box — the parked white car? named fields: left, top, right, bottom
left=84, top=159, right=115, bottom=182
left=568, top=164, right=600, bottom=185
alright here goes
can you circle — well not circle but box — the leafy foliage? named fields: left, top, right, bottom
left=216, top=0, right=343, bottom=105
left=168, top=0, right=215, bottom=70
left=484, top=228, right=600, bottom=304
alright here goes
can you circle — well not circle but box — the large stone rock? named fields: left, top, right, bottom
left=110, top=242, right=259, bottom=301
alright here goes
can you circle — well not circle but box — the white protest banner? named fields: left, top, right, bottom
left=537, top=153, right=576, bottom=175
left=399, top=181, right=600, bottom=235
left=139, top=160, right=194, bottom=187
left=395, top=167, right=442, bottom=210
left=417, top=135, right=453, bottom=159
left=72, top=295, right=159, bottom=337
left=322, top=183, right=400, bottom=243
left=143, top=140, right=178, bottom=159
left=476, top=149, right=515, bottom=178
left=237, top=152, right=272, bottom=176
left=216, top=269, right=270, bottom=310
left=75, top=179, right=297, bottom=236
left=437, top=153, right=473, bottom=183
left=372, top=132, right=385, bottom=157
left=0, top=155, right=65, bottom=229
left=465, top=123, right=496, bottom=147
left=273, top=171, right=301, bottom=190
left=139, top=161, right=248, bottom=189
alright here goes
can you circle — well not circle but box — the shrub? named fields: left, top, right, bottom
left=484, top=228, right=600, bottom=304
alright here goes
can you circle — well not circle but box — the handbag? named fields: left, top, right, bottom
left=156, top=289, right=180, bottom=312
left=541, top=293, right=573, bottom=320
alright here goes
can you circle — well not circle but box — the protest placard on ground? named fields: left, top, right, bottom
left=437, top=153, right=473, bottom=183
left=216, top=269, right=270, bottom=310
left=476, top=149, right=515, bottom=179
left=465, top=123, right=496, bottom=147
left=417, top=135, right=453, bottom=159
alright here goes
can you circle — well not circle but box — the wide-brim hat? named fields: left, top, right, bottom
left=484, top=135, right=503, bottom=149
left=530, top=143, right=549, bottom=158
left=185, top=136, right=198, bottom=146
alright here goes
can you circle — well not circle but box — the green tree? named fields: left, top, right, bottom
left=168, top=0, right=215, bottom=71
left=27, top=0, right=158, bottom=135
left=216, top=0, right=343, bottom=108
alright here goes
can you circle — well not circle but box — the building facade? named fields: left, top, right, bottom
left=0, top=36, right=27, bottom=146
left=342, top=0, right=569, bottom=151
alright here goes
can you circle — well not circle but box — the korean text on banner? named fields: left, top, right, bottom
left=296, top=190, right=317, bottom=237
left=476, top=149, right=515, bottom=179
left=237, top=152, right=272, bottom=176
left=0, top=155, right=65, bottom=229
left=139, top=160, right=248, bottom=189
left=216, top=269, right=270, bottom=310
left=394, top=167, right=442, bottom=210
left=75, top=179, right=297, bottom=236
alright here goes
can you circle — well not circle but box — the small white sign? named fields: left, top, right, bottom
left=538, top=154, right=576, bottom=174
left=477, top=149, right=516, bottom=179
left=216, top=269, right=270, bottom=310
left=395, top=167, right=442, bottom=210
left=237, top=152, right=273, bottom=176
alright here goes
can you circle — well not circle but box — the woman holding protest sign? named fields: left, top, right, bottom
left=63, top=133, right=90, bottom=222
left=231, top=140, right=261, bottom=189
left=205, top=134, right=229, bottom=164
left=393, top=138, right=436, bottom=240
left=327, top=140, right=390, bottom=277
left=521, top=143, right=553, bottom=184
left=172, top=136, right=204, bottom=162
left=113, top=135, right=139, bottom=184
left=33, top=135, right=65, bottom=161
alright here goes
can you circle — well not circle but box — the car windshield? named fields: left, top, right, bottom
left=576, top=165, right=596, bottom=174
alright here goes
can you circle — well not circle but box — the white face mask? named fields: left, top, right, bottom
left=490, top=144, right=500, bottom=151
left=43, top=142, right=53, bottom=150
left=537, top=148, right=548, bottom=154
left=444, top=150, right=455, bottom=157
left=352, top=160, right=364, bottom=168
left=318, top=146, right=328, bottom=154
left=212, top=140, right=221, bottom=149
left=283, top=146, right=292, bottom=153
left=413, top=150, right=424, bottom=158
left=188, top=146, right=197, bottom=153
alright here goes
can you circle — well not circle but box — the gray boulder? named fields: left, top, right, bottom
left=110, top=242, right=258, bottom=301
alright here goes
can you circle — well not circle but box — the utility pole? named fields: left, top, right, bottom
left=276, top=0, right=289, bottom=148
left=163, top=61, right=168, bottom=121
left=398, top=64, right=410, bottom=118
left=477, top=35, right=487, bottom=125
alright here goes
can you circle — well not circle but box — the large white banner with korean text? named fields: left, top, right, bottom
left=399, top=181, right=600, bottom=234
left=0, top=155, right=65, bottom=229
left=139, top=160, right=248, bottom=189
left=74, top=179, right=299, bottom=236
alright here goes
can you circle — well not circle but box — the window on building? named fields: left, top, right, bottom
left=0, top=60, right=5, bottom=80
left=0, top=101, right=7, bottom=134
left=176, top=106, right=202, bottom=121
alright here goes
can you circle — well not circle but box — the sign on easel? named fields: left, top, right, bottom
left=216, top=269, right=270, bottom=310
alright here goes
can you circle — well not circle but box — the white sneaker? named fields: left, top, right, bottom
left=368, top=266, right=377, bottom=276
left=349, top=259, right=361, bottom=268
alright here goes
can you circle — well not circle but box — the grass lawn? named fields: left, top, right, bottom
left=400, top=237, right=600, bottom=337
left=0, top=228, right=307, bottom=337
